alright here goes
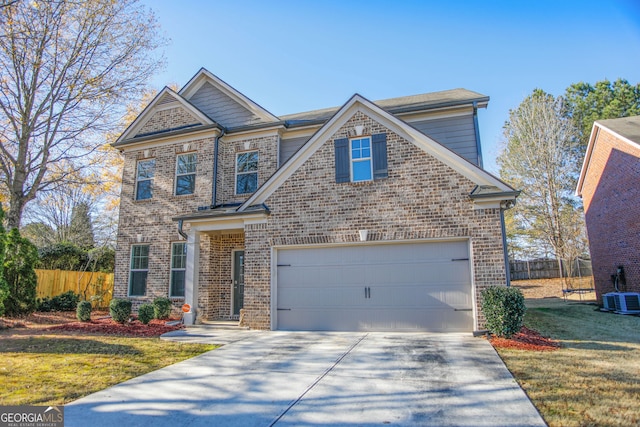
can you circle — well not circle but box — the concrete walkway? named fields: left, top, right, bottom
left=64, top=330, right=546, bottom=426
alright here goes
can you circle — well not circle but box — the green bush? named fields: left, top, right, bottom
left=153, top=297, right=172, bottom=320
left=4, top=228, right=39, bottom=316
left=37, top=290, right=80, bottom=312
left=109, top=298, right=132, bottom=324
left=138, top=304, right=155, bottom=325
left=481, top=285, right=526, bottom=338
left=76, top=301, right=92, bottom=322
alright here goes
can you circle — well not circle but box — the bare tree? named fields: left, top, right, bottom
left=0, top=0, right=165, bottom=228
left=498, top=90, right=588, bottom=277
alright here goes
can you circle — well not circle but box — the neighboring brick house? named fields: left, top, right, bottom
left=576, top=116, right=640, bottom=301
left=113, top=68, right=518, bottom=333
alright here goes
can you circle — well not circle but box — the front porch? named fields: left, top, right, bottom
left=175, top=205, right=269, bottom=325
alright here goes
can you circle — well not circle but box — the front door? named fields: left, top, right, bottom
left=233, top=250, right=245, bottom=316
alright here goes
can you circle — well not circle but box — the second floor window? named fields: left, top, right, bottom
left=136, top=159, right=155, bottom=200
left=350, top=137, right=373, bottom=182
left=176, top=153, right=197, bottom=195
left=236, top=151, right=258, bottom=194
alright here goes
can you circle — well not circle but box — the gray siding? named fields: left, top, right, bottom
left=409, top=115, right=479, bottom=165
left=189, top=82, right=265, bottom=128
left=279, top=136, right=309, bottom=166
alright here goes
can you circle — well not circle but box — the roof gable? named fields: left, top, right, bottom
left=240, top=94, right=514, bottom=211
left=576, top=115, right=640, bottom=196
left=179, top=68, right=279, bottom=128
left=115, top=87, right=216, bottom=145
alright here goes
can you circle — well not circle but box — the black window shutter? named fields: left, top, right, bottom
left=334, top=138, right=350, bottom=183
left=372, top=133, right=388, bottom=179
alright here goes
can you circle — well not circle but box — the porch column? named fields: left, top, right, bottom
left=183, top=230, right=200, bottom=325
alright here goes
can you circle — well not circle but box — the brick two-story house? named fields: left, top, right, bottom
left=576, top=115, right=640, bottom=301
left=113, top=68, right=518, bottom=332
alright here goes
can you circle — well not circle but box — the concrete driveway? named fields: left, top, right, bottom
left=64, top=330, right=546, bottom=426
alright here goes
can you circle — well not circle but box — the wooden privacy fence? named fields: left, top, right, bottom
left=510, top=258, right=593, bottom=281
left=35, top=269, right=114, bottom=308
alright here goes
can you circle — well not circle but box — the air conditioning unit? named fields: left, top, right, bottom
left=602, top=293, right=617, bottom=311
left=613, top=292, right=640, bottom=314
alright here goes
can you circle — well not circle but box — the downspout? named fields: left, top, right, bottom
left=176, top=127, right=225, bottom=240
left=177, top=220, right=188, bottom=240
left=211, top=128, right=226, bottom=208
left=500, top=203, right=512, bottom=287
left=473, top=101, right=484, bottom=169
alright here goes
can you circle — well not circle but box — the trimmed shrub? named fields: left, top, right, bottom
left=481, top=285, right=526, bottom=338
left=37, top=291, right=80, bottom=312
left=153, top=297, right=172, bottom=320
left=109, top=298, right=132, bottom=324
left=138, top=304, right=155, bottom=325
left=76, top=301, right=92, bottom=322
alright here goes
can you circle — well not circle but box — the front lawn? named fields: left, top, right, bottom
left=496, top=298, right=640, bottom=427
left=0, top=313, right=217, bottom=406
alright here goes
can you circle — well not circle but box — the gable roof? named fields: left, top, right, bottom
left=115, top=87, right=218, bottom=145
left=576, top=115, right=640, bottom=196
left=179, top=68, right=279, bottom=124
left=240, top=94, right=515, bottom=211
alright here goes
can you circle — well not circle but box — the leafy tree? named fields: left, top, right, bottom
left=0, top=0, right=165, bottom=229
left=0, top=208, right=8, bottom=316
left=498, top=90, right=588, bottom=271
left=3, top=228, right=39, bottom=316
left=69, top=203, right=95, bottom=249
left=564, top=78, right=640, bottom=149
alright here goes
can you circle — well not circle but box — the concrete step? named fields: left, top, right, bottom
left=198, top=320, right=249, bottom=330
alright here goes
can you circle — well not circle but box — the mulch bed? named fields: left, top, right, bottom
left=1, top=311, right=184, bottom=338
left=489, top=326, right=560, bottom=351
left=47, top=316, right=184, bottom=337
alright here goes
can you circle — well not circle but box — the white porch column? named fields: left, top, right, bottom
left=183, top=230, right=200, bottom=325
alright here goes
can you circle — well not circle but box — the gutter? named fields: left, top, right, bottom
left=472, top=101, right=484, bottom=169
left=211, top=128, right=226, bottom=207
left=500, top=202, right=515, bottom=287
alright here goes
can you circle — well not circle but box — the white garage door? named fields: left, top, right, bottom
left=275, top=240, right=473, bottom=332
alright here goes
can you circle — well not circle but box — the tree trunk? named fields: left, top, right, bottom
left=6, top=196, right=24, bottom=230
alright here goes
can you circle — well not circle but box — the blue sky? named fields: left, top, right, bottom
left=143, top=0, right=640, bottom=173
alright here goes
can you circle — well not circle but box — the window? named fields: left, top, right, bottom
left=170, top=242, right=187, bottom=297
left=175, top=153, right=197, bottom=195
left=236, top=151, right=258, bottom=194
left=350, top=137, right=373, bottom=182
left=136, top=159, right=155, bottom=200
left=334, top=133, right=388, bottom=183
left=129, top=245, right=149, bottom=296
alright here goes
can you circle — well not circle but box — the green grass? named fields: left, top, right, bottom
left=496, top=299, right=640, bottom=427
left=0, top=335, right=217, bottom=405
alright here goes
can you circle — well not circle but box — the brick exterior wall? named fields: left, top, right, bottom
left=239, top=111, right=506, bottom=330
left=580, top=128, right=640, bottom=300
left=115, top=105, right=508, bottom=331
left=216, top=135, right=279, bottom=205
left=136, top=106, right=202, bottom=137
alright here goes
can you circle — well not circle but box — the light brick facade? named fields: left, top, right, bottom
left=113, top=69, right=514, bottom=331
left=579, top=123, right=640, bottom=300
left=239, top=111, right=506, bottom=329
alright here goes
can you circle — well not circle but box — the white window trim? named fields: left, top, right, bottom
left=169, top=242, right=187, bottom=298
left=349, top=136, right=373, bottom=182
left=174, top=152, right=197, bottom=196
left=129, top=244, right=149, bottom=297
left=135, top=159, right=155, bottom=200
left=235, top=150, right=259, bottom=195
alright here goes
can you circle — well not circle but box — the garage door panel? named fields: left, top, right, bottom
left=276, top=241, right=473, bottom=332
